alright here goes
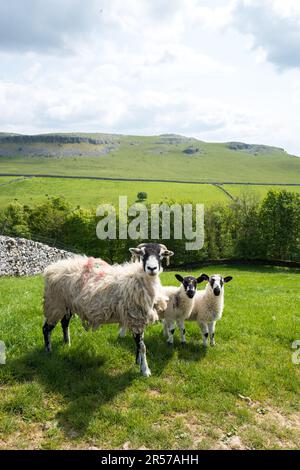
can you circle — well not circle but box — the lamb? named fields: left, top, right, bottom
left=162, top=274, right=203, bottom=345
left=188, top=273, right=233, bottom=347
left=42, top=243, right=174, bottom=377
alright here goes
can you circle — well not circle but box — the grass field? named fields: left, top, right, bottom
left=0, top=177, right=227, bottom=209
left=0, top=266, right=299, bottom=450
left=1, top=134, right=300, bottom=184
left=1, top=176, right=300, bottom=210
left=224, top=184, right=300, bottom=200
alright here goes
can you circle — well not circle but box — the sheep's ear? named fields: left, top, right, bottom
left=160, top=249, right=174, bottom=258
left=224, top=276, right=233, bottom=283
left=160, top=248, right=174, bottom=266
left=197, top=273, right=209, bottom=283
left=175, top=274, right=184, bottom=283
left=129, top=247, right=144, bottom=262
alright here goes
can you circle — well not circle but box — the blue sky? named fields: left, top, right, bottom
left=1, top=0, right=300, bottom=155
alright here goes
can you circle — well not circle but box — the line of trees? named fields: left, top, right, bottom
left=0, top=190, right=299, bottom=264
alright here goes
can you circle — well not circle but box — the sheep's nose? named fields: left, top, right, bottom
left=148, top=266, right=157, bottom=275
left=186, top=289, right=195, bottom=298
left=214, top=287, right=221, bottom=296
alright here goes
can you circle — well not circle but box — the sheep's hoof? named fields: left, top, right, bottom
left=141, top=367, right=151, bottom=377
left=167, top=340, right=174, bottom=347
left=119, top=328, right=126, bottom=338
left=181, top=340, right=187, bottom=345
left=210, top=342, right=216, bottom=347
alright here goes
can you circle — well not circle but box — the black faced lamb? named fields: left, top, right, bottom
left=162, top=274, right=203, bottom=344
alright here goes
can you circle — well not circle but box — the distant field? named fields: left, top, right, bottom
left=0, top=177, right=227, bottom=209
left=1, top=177, right=300, bottom=209
left=224, top=184, right=300, bottom=200
left=1, top=134, right=300, bottom=184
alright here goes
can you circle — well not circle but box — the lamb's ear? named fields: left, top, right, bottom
left=129, top=247, right=144, bottom=262
left=197, top=273, right=209, bottom=283
left=224, top=276, right=233, bottom=283
left=175, top=274, right=184, bottom=283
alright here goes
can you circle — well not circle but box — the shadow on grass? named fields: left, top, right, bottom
left=111, top=327, right=207, bottom=370
left=6, top=324, right=207, bottom=438
left=176, top=340, right=208, bottom=362
left=7, top=344, right=138, bottom=438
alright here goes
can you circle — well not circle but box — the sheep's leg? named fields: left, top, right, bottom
left=162, top=319, right=168, bottom=337
left=177, top=320, right=186, bottom=344
left=43, top=322, right=56, bottom=353
left=134, top=333, right=151, bottom=377
left=61, top=312, right=72, bottom=345
left=119, top=324, right=127, bottom=338
left=167, top=321, right=176, bottom=345
left=199, top=322, right=209, bottom=348
left=208, top=321, right=216, bottom=346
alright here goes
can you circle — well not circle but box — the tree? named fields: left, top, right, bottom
left=137, top=192, right=148, bottom=202
left=260, top=190, right=300, bottom=260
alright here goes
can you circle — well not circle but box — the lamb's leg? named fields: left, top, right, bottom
left=177, top=320, right=186, bottom=344
left=208, top=321, right=216, bottom=346
left=119, top=324, right=127, bottom=338
left=167, top=320, right=176, bottom=345
left=61, top=312, right=72, bottom=345
left=199, top=322, right=209, bottom=348
left=134, top=333, right=151, bottom=377
left=43, top=322, right=56, bottom=353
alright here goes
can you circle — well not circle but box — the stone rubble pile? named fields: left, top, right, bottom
left=0, top=236, right=74, bottom=276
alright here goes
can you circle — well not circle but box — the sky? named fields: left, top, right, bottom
left=1, top=0, right=300, bottom=155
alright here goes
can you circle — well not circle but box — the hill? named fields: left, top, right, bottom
left=0, top=132, right=299, bottom=184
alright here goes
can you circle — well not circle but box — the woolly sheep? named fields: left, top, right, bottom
left=42, top=243, right=174, bottom=377
left=188, top=273, right=233, bottom=347
left=162, top=274, right=203, bottom=344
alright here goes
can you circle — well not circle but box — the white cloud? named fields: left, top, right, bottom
left=0, top=0, right=300, bottom=155
left=232, top=0, right=300, bottom=70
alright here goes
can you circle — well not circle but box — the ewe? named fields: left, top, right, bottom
left=42, top=243, right=173, bottom=377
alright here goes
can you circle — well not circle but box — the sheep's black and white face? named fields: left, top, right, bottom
left=129, top=243, right=174, bottom=277
left=198, top=273, right=233, bottom=296
left=175, top=274, right=203, bottom=299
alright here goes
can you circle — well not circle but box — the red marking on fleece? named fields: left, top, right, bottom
left=82, top=257, right=110, bottom=287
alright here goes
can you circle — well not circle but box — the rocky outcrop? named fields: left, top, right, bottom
left=0, top=236, right=75, bottom=277
left=227, top=142, right=285, bottom=154
left=0, top=134, right=107, bottom=145
left=156, top=134, right=197, bottom=145
left=182, top=147, right=202, bottom=155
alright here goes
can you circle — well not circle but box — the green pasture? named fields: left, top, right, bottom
left=0, top=265, right=299, bottom=449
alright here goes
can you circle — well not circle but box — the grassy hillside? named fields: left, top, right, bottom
left=1, top=133, right=300, bottom=184
left=0, top=266, right=299, bottom=449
